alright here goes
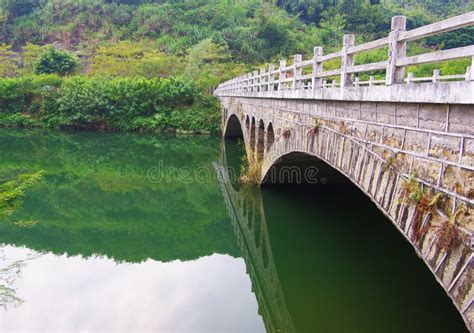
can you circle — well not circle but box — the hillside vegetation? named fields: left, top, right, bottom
left=0, top=0, right=472, bottom=132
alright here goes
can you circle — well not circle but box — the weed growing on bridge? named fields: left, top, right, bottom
left=400, top=174, right=467, bottom=251
left=307, top=119, right=321, bottom=138
left=382, top=155, right=396, bottom=174
left=239, top=150, right=262, bottom=186
left=400, top=174, right=423, bottom=204
left=338, top=121, right=349, bottom=135
left=401, top=174, right=439, bottom=242
left=434, top=209, right=466, bottom=252
left=282, top=128, right=291, bottom=140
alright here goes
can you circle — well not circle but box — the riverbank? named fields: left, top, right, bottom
left=0, top=75, right=221, bottom=134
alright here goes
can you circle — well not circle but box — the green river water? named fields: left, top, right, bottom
left=0, top=129, right=467, bottom=332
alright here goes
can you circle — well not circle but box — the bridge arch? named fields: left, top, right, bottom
left=224, top=114, right=244, bottom=139
left=266, top=122, right=275, bottom=152
left=250, top=117, right=256, bottom=153
left=262, top=151, right=348, bottom=186
left=257, top=119, right=265, bottom=162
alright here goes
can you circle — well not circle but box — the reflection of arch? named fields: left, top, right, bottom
left=257, top=119, right=265, bottom=162
left=250, top=117, right=256, bottom=152
left=266, top=122, right=275, bottom=152
left=214, top=151, right=296, bottom=333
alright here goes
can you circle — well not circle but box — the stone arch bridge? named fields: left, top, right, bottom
left=215, top=13, right=474, bottom=331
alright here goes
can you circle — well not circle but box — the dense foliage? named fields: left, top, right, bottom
left=0, top=75, right=220, bottom=133
left=0, top=0, right=472, bottom=133
left=34, top=47, right=79, bottom=75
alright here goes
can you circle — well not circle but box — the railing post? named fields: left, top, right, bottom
left=369, top=76, right=375, bottom=86
left=293, top=54, right=302, bottom=90
left=407, top=72, right=413, bottom=84
left=386, top=15, right=407, bottom=85
left=341, top=34, right=355, bottom=88
left=467, top=56, right=474, bottom=81
left=278, top=60, right=286, bottom=91
left=432, top=69, right=440, bottom=83
left=247, top=72, right=253, bottom=92
left=253, top=70, right=259, bottom=92
left=312, top=47, right=323, bottom=90
left=268, top=64, right=274, bottom=91
left=260, top=68, right=268, bottom=91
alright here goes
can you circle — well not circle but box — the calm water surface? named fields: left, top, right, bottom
left=0, top=129, right=467, bottom=332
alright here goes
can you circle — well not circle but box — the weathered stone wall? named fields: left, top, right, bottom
left=220, top=96, right=474, bottom=331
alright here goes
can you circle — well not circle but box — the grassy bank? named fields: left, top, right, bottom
left=0, top=75, right=221, bottom=134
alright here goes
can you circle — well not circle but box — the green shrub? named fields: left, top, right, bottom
left=35, top=48, right=79, bottom=76
left=0, top=113, right=37, bottom=128
left=0, top=78, right=27, bottom=113
left=0, top=75, right=218, bottom=133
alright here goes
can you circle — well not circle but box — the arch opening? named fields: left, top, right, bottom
left=245, top=115, right=250, bottom=130
left=267, top=123, right=275, bottom=152
left=250, top=117, right=256, bottom=153
left=262, top=152, right=349, bottom=187
left=257, top=120, right=265, bottom=162
left=223, top=114, right=245, bottom=190
left=224, top=114, right=244, bottom=139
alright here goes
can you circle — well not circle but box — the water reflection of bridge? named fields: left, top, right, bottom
left=215, top=159, right=295, bottom=333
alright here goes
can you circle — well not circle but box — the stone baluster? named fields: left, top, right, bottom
left=341, top=34, right=355, bottom=88
left=369, top=76, right=375, bottom=86
left=293, top=54, right=302, bottom=90
left=432, top=69, right=440, bottom=83
left=467, top=56, right=474, bottom=81
left=386, top=15, right=407, bottom=85
left=278, top=60, right=286, bottom=91
left=268, top=64, right=274, bottom=91
left=313, top=47, right=323, bottom=90
left=253, top=70, right=259, bottom=92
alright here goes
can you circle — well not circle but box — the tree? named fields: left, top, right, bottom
left=319, top=11, right=346, bottom=47
left=34, top=47, right=78, bottom=76
left=5, top=0, right=43, bottom=18
left=185, top=38, right=230, bottom=90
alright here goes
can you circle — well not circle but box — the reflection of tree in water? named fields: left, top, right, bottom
left=0, top=248, right=41, bottom=309
left=0, top=170, right=43, bottom=223
left=0, top=170, right=44, bottom=308
left=0, top=130, right=237, bottom=263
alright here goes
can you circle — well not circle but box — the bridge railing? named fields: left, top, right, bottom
left=215, top=12, right=474, bottom=94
